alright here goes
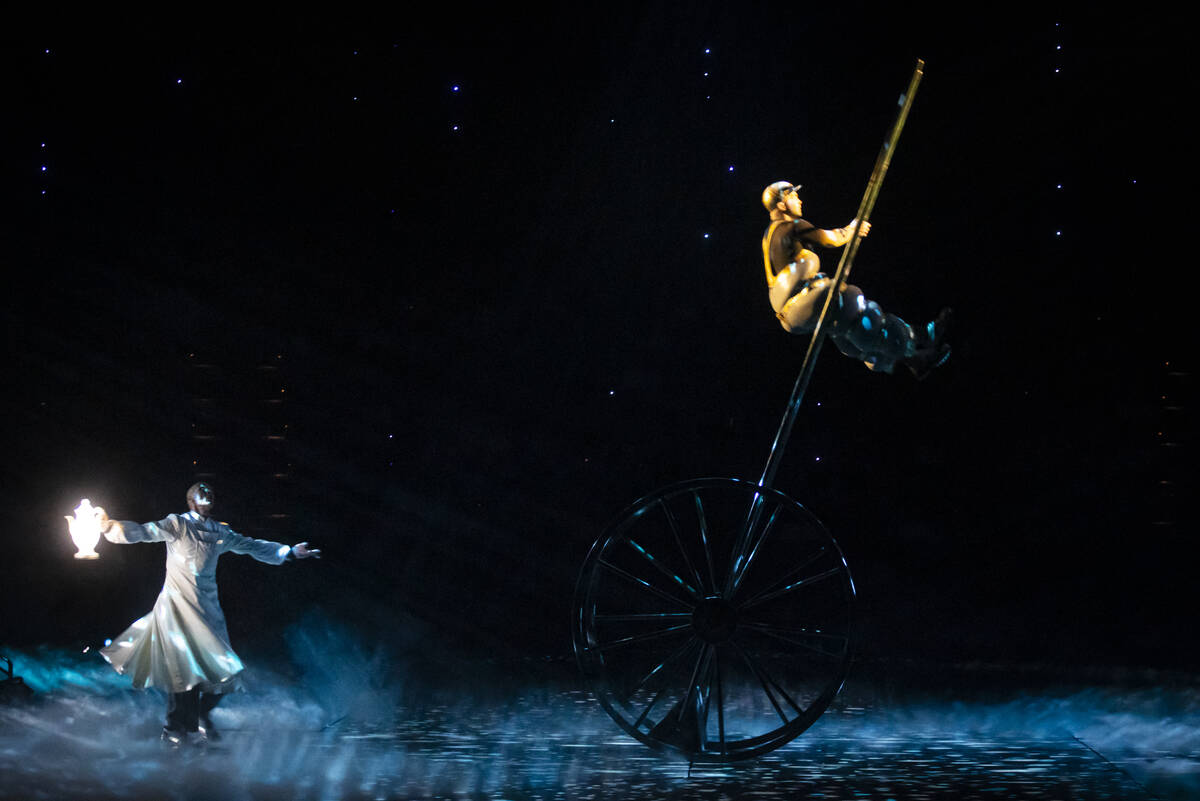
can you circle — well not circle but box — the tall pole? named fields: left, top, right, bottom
left=756, top=60, right=924, bottom=491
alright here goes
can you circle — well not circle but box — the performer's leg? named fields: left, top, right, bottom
left=829, top=285, right=917, bottom=374
left=776, top=275, right=834, bottom=333
left=198, top=691, right=223, bottom=740
left=199, top=692, right=222, bottom=716
left=166, top=688, right=200, bottom=734
left=779, top=279, right=913, bottom=373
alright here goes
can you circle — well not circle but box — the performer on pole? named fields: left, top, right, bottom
left=95, top=482, right=320, bottom=747
left=761, top=180, right=950, bottom=379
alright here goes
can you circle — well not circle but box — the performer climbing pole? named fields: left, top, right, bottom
left=758, top=58, right=950, bottom=489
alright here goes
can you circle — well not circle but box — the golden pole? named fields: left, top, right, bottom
left=757, top=59, right=925, bottom=491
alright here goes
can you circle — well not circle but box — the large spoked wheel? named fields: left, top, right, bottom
left=573, top=477, right=854, bottom=762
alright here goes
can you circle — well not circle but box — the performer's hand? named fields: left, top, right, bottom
left=852, top=219, right=871, bottom=237
left=292, top=542, right=321, bottom=559
left=95, top=506, right=113, bottom=533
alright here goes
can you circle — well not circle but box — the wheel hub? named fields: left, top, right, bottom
left=691, top=596, right=739, bottom=644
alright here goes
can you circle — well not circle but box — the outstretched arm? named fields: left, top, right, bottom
left=811, top=219, right=871, bottom=248
left=96, top=508, right=177, bottom=544
left=222, top=529, right=321, bottom=565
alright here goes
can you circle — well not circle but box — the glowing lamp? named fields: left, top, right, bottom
left=65, top=499, right=103, bottom=559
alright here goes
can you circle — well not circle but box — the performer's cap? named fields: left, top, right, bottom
left=762, top=181, right=800, bottom=212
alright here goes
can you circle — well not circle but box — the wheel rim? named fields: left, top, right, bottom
left=572, top=478, right=854, bottom=762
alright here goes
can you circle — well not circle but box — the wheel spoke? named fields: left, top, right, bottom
left=737, top=545, right=826, bottom=604
left=734, top=641, right=803, bottom=722
left=741, top=564, right=843, bottom=611
left=733, top=641, right=788, bottom=723
left=714, top=649, right=726, bottom=755
left=695, top=646, right=715, bottom=741
left=740, top=622, right=847, bottom=659
left=598, top=559, right=693, bottom=610
left=693, top=647, right=719, bottom=751
left=625, top=635, right=699, bottom=700
left=658, top=500, right=708, bottom=594
left=724, top=491, right=765, bottom=595
left=594, top=623, right=692, bottom=652
left=740, top=621, right=847, bottom=642
left=633, top=639, right=699, bottom=730
left=677, top=644, right=712, bottom=724
left=594, top=612, right=692, bottom=622
left=730, top=502, right=781, bottom=597
left=626, top=537, right=701, bottom=600
left=633, top=677, right=673, bottom=731
left=693, top=492, right=719, bottom=592
left=752, top=650, right=804, bottom=716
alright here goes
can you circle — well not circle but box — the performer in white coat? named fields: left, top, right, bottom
left=96, top=482, right=319, bottom=745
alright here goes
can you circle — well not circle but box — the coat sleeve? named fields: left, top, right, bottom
left=104, top=514, right=180, bottom=544
left=220, top=527, right=292, bottom=565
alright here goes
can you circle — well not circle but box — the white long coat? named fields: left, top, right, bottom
left=99, top=511, right=291, bottom=693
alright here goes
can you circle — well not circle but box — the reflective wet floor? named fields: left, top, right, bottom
left=2, top=651, right=1197, bottom=800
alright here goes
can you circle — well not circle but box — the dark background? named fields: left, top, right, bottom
left=1, top=12, right=1190, bottom=675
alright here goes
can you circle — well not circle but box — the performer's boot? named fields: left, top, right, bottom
left=197, top=718, right=219, bottom=743
left=161, top=726, right=188, bottom=750
left=198, top=693, right=223, bottom=742
left=917, top=307, right=953, bottom=349
left=904, top=307, right=953, bottom=380
left=904, top=343, right=951, bottom=381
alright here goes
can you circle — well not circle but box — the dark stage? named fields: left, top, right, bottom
left=2, top=10, right=1193, bottom=800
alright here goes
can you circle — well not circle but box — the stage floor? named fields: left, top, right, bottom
left=1, top=653, right=1196, bottom=800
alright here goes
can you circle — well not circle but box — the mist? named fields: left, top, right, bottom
left=4, top=615, right=1198, bottom=799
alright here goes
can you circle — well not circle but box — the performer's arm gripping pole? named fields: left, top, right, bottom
left=757, top=59, right=924, bottom=491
